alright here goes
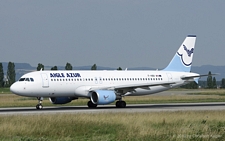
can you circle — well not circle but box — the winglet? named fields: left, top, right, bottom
left=163, top=35, right=196, bottom=72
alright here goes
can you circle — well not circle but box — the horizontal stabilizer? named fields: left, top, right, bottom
left=181, top=73, right=219, bottom=80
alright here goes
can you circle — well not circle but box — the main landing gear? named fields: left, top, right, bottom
left=36, top=97, right=43, bottom=109
left=87, top=101, right=97, bottom=108
left=87, top=100, right=127, bottom=108
left=116, top=100, right=126, bottom=108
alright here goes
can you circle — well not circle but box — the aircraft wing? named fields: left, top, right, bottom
left=89, top=81, right=175, bottom=94
left=112, top=82, right=175, bottom=90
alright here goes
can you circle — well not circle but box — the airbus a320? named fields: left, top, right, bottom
left=10, top=35, right=202, bottom=109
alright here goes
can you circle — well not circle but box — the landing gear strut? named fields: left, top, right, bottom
left=36, top=97, right=43, bottom=109
left=87, top=100, right=97, bottom=108
left=116, top=100, right=126, bottom=108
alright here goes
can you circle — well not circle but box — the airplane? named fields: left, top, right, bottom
left=10, top=35, right=201, bottom=109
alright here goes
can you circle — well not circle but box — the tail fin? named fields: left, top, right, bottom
left=163, top=35, right=196, bottom=72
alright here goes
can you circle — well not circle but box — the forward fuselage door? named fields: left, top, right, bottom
left=41, top=73, right=49, bottom=88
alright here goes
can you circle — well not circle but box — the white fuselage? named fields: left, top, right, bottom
left=10, top=70, right=197, bottom=98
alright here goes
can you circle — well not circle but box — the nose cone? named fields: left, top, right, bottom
left=10, top=83, right=18, bottom=94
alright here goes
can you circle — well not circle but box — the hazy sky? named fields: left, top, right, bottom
left=1, top=1, right=224, bottom=69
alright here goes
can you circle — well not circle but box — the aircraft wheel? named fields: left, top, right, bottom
left=115, top=101, right=126, bottom=108
left=36, top=104, right=43, bottom=109
left=87, top=101, right=97, bottom=108
left=120, top=101, right=126, bottom=108
left=116, top=101, right=120, bottom=108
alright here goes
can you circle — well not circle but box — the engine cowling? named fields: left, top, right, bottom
left=90, top=90, right=116, bottom=105
left=49, top=97, right=77, bottom=104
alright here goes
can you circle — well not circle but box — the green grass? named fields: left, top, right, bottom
left=0, top=87, right=10, bottom=94
left=187, top=90, right=225, bottom=96
left=0, top=111, right=225, bottom=140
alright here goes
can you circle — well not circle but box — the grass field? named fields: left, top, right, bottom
left=0, top=111, right=225, bottom=141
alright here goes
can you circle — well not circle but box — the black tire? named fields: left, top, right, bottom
left=116, top=101, right=126, bottom=108
left=36, top=104, right=43, bottom=109
left=116, top=101, right=120, bottom=108
left=120, top=101, right=126, bottom=108
left=87, top=101, right=97, bottom=108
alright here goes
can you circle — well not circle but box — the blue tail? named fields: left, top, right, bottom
left=163, top=35, right=196, bottom=72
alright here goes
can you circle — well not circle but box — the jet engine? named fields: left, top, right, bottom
left=90, top=90, right=116, bottom=105
left=49, top=97, right=78, bottom=104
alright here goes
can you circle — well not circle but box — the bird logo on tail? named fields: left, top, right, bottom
left=177, top=44, right=194, bottom=66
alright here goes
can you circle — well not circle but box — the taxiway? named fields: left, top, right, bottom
left=0, top=102, right=225, bottom=115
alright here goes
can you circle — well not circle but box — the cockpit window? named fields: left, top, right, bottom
left=18, top=77, right=34, bottom=82
left=25, top=78, right=30, bottom=81
left=19, top=78, right=25, bottom=81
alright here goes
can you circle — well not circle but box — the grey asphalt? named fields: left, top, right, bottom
left=0, top=102, right=225, bottom=115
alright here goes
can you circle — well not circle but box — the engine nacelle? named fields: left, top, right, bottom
left=49, top=97, right=78, bottom=104
left=90, top=90, right=116, bottom=105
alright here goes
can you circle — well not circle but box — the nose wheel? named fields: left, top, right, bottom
left=36, top=103, right=43, bottom=109
left=36, top=97, right=44, bottom=109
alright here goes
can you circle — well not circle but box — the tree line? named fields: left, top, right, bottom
left=0, top=62, right=15, bottom=87
left=0, top=62, right=224, bottom=89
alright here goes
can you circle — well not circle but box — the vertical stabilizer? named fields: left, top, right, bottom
left=163, top=35, right=196, bottom=72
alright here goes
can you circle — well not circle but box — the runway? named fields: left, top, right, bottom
left=1, top=102, right=225, bottom=115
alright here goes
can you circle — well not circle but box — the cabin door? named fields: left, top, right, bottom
left=41, top=73, right=49, bottom=88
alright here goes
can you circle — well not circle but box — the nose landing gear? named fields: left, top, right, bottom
left=36, top=97, right=43, bottom=109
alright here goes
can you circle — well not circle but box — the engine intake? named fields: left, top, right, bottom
left=90, top=90, right=116, bottom=105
